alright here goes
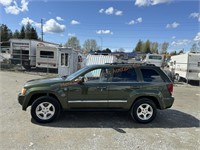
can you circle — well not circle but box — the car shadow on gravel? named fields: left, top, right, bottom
left=32, top=109, right=200, bottom=129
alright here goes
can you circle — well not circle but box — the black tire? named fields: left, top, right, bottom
left=130, top=98, right=157, bottom=123
left=31, top=96, right=60, bottom=123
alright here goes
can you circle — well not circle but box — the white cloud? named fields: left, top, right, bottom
left=171, top=39, right=191, bottom=46
left=96, top=30, right=113, bottom=35
left=0, top=0, right=12, bottom=6
left=21, top=17, right=41, bottom=28
left=166, top=22, right=180, bottom=29
left=105, top=7, right=114, bottom=15
left=99, top=7, right=123, bottom=16
left=43, top=19, right=66, bottom=33
left=56, top=16, right=64, bottom=21
left=190, top=12, right=200, bottom=22
left=71, top=20, right=80, bottom=25
left=194, top=32, right=200, bottom=42
left=68, top=33, right=76, bottom=37
left=128, top=17, right=143, bottom=25
left=128, top=20, right=135, bottom=25
left=137, top=17, right=143, bottom=23
left=135, top=0, right=173, bottom=7
left=172, top=36, right=176, bottom=39
left=20, top=17, right=66, bottom=33
left=115, top=10, right=123, bottom=16
left=4, top=0, right=28, bottom=15
left=99, top=8, right=104, bottom=13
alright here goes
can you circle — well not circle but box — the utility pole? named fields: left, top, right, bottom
left=41, top=19, right=44, bottom=41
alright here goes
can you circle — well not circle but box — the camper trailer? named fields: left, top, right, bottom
left=144, top=54, right=164, bottom=67
left=58, top=48, right=80, bottom=76
left=169, top=52, right=200, bottom=81
left=36, top=43, right=59, bottom=69
left=9, top=39, right=59, bottom=69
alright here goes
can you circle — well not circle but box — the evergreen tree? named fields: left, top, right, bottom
left=25, top=22, right=32, bottom=39
left=144, top=40, right=151, bottom=53
left=134, top=40, right=143, bottom=52
left=20, top=26, right=25, bottom=39
left=13, top=30, right=20, bottom=38
left=30, top=27, right=38, bottom=39
left=0, top=24, right=12, bottom=42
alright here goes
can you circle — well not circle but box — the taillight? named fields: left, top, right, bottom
left=167, top=84, right=173, bottom=94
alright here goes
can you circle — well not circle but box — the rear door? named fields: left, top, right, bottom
left=107, top=67, right=140, bottom=109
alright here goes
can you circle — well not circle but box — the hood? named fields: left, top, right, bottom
left=24, top=77, right=65, bottom=88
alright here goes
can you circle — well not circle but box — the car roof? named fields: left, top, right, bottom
left=87, top=63, right=158, bottom=68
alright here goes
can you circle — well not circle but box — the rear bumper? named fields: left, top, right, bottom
left=163, top=97, right=175, bottom=109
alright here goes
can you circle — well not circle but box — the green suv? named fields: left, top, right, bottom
left=18, top=63, right=174, bottom=123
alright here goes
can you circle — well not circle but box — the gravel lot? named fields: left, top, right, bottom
left=0, top=71, right=199, bottom=150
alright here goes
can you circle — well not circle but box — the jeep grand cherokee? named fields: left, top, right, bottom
left=18, top=63, right=174, bottom=123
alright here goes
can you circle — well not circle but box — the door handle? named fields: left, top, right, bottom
left=96, top=87, right=107, bottom=91
left=97, top=87, right=107, bottom=89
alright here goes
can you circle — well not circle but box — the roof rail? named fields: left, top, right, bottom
left=105, top=62, right=156, bottom=66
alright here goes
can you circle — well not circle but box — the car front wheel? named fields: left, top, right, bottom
left=131, top=98, right=157, bottom=123
left=31, top=96, right=60, bottom=123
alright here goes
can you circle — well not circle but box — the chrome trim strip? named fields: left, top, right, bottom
left=68, top=100, right=127, bottom=103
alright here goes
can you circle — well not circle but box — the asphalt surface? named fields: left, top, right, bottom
left=0, top=71, right=199, bottom=150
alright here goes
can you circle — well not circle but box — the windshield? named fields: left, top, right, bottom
left=66, top=66, right=90, bottom=81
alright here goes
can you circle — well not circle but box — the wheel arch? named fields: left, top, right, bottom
left=131, top=96, right=161, bottom=110
left=27, top=92, right=62, bottom=109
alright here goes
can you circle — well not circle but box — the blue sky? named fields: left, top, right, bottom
left=0, top=0, right=200, bottom=52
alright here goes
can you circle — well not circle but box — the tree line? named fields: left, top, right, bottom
left=1, top=23, right=199, bottom=54
left=1, top=23, right=39, bottom=45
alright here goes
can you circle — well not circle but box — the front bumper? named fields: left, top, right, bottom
left=18, top=93, right=26, bottom=110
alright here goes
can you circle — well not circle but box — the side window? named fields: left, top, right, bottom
left=84, top=68, right=110, bottom=83
left=141, top=69, right=164, bottom=82
left=112, top=67, right=137, bottom=82
left=40, top=51, right=54, bottom=58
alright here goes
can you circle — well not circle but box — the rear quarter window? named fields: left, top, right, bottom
left=141, top=68, right=164, bottom=82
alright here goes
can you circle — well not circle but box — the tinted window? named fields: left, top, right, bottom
left=141, top=69, right=164, bottom=82
left=112, top=68, right=137, bottom=82
left=84, top=68, right=110, bottom=83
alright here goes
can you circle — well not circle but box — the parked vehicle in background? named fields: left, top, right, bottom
left=86, top=52, right=128, bottom=66
left=144, top=53, right=164, bottom=67
left=169, top=52, right=200, bottom=82
left=9, top=39, right=59, bottom=70
left=18, top=63, right=174, bottom=124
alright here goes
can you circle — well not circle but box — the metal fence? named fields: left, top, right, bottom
left=0, top=53, right=58, bottom=77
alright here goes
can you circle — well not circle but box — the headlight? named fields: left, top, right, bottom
left=21, top=88, right=27, bottom=95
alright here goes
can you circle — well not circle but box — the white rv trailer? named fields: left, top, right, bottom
left=144, top=53, right=164, bottom=67
left=169, top=52, right=200, bottom=81
left=9, top=39, right=59, bottom=69
left=36, top=43, right=59, bottom=69
left=58, top=48, right=79, bottom=76
left=86, top=53, right=128, bottom=65
left=36, top=46, right=83, bottom=75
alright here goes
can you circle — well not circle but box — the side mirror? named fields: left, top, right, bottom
left=75, top=76, right=84, bottom=84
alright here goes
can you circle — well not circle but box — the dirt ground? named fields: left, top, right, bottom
left=0, top=71, right=199, bottom=150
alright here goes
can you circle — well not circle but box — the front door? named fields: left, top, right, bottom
left=67, top=67, right=110, bottom=108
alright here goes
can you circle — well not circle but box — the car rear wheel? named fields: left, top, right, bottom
left=131, top=98, right=157, bottom=123
left=31, top=96, right=60, bottom=123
